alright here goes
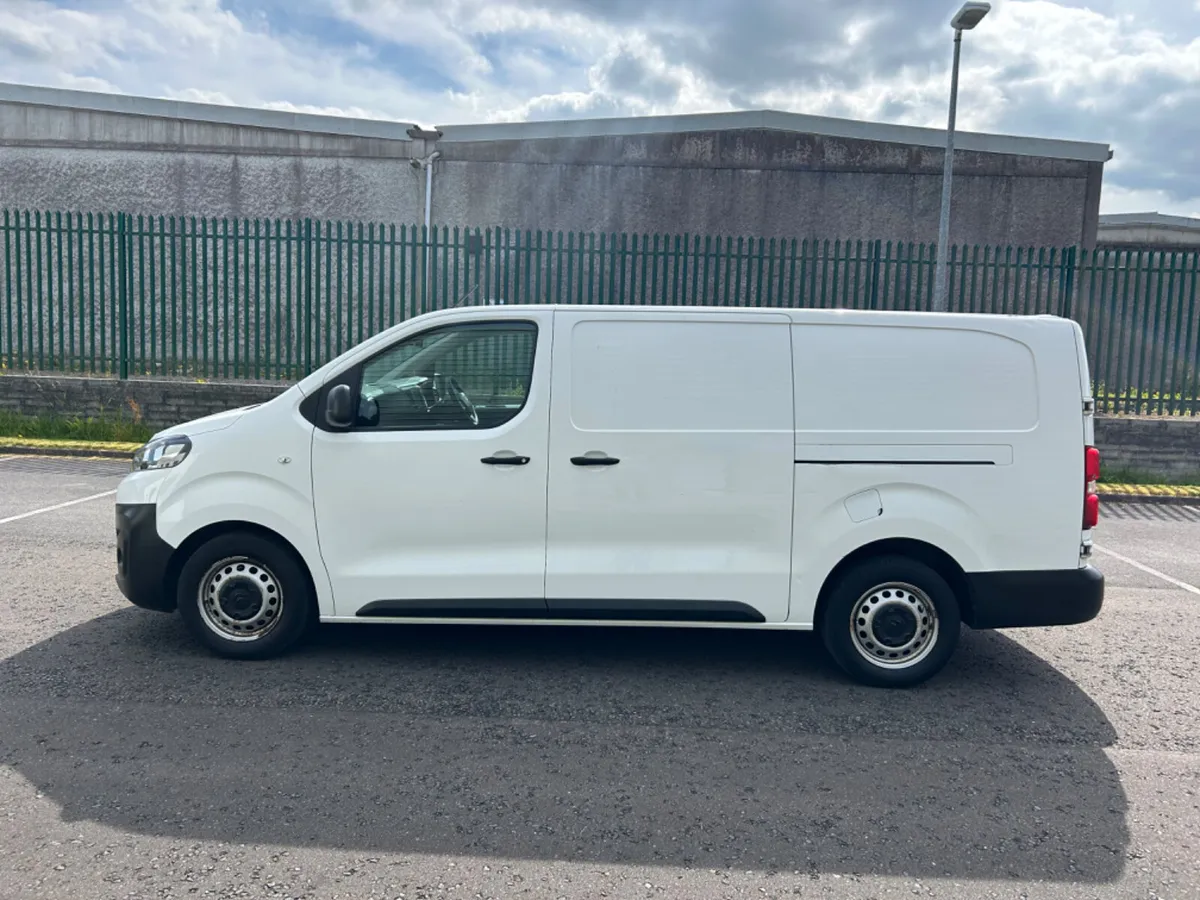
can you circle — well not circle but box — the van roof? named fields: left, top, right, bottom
left=445, top=303, right=1068, bottom=325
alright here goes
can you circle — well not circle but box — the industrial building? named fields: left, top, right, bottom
left=1097, top=212, right=1200, bottom=251
left=0, top=82, right=1111, bottom=248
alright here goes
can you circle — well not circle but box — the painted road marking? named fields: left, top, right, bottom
left=1093, top=545, right=1200, bottom=596
left=0, top=490, right=117, bottom=526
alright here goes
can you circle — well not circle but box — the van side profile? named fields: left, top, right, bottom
left=115, top=305, right=1104, bottom=687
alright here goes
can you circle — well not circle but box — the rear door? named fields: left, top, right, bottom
left=544, top=311, right=795, bottom=622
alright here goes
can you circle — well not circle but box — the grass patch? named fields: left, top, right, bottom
left=1101, top=467, right=1200, bottom=487
left=0, top=410, right=153, bottom=444
left=0, top=435, right=141, bottom=453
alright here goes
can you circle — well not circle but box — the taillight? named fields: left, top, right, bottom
left=1084, top=446, right=1100, bottom=529
left=1086, top=447, right=1101, bottom=483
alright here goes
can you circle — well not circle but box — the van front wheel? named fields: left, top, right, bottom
left=177, top=531, right=314, bottom=659
left=819, top=555, right=961, bottom=688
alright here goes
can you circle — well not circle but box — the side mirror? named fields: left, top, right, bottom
left=325, top=384, right=355, bottom=429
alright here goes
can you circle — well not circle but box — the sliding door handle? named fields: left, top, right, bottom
left=481, top=455, right=530, bottom=466
left=570, top=455, right=620, bottom=466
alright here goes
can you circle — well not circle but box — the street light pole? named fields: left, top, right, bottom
left=933, top=31, right=963, bottom=312
left=933, top=1, right=990, bottom=312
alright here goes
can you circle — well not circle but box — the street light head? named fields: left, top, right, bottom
left=950, top=1, right=990, bottom=30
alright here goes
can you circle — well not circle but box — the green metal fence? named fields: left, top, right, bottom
left=2, top=209, right=1199, bottom=415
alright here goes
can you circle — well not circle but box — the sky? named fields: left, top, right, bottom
left=1, top=0, right=1198, bottom=217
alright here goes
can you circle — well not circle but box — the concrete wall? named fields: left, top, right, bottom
left=1094, top=416, right=1200, bottom=480
left=0, top=374, right=286, bottom=431
left=436, top=130, right=1104, bottom=247
left=0, top=88, right=1105, bottom=248
left=0, top=94, right=426, bottom=222
left=3, top=373, right=1197, bottom=480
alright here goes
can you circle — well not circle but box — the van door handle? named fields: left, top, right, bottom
left=481, top=455, right=530, bottom=466
left=570, top=455, right=620, bottom=466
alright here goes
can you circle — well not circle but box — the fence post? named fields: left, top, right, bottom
left=868, top=239, right=881, bottom=310
left=1061, top=245, right=1078, bottom=320
left=116, top=211, right=130, bottom=379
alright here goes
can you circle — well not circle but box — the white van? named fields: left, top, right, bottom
left=115, top=305, right=1104, bottom=687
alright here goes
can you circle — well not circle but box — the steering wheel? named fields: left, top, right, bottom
left=434, top=373, right=479, bottom=426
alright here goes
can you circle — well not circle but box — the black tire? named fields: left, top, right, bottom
left=176, top=530, right=314, bottom=659
left=819, top=554, right=961, bottom=688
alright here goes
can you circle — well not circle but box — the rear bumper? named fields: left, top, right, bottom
left=964, top=565, right=1104, bottom=629
left=115, top=503, right=177, bottom=612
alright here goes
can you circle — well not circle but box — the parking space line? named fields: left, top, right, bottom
left=1094, top=545, right=1200, bottom=596
left=0, top=490, right=117, bottom=526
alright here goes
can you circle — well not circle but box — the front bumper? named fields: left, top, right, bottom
left=964, top=565, right=1104, bottom=629
left=115, top=503, right=177, bottom=612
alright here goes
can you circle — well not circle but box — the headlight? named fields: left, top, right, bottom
left=131, top=435, right=192, bottom=472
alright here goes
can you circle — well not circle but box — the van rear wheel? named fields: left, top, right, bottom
left=177, top=531, right=313, bottom=659
left=819, top=555, right=961, bottom=688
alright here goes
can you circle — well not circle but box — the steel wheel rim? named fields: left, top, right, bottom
left=849, top=581, right=939, bottom=669
left=197, top=556, right=283, bottom=642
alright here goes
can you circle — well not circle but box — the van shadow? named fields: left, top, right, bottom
left=0, top=611, right=1127, bottom=881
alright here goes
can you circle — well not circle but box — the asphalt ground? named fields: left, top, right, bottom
left=0, top=454, right=1197, bottom=900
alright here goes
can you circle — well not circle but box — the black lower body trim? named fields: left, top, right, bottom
left=795, top=460, right=994, bottom=466
left=357, top=598, right=548, bottom=618
left=115, top=503, right=177, bottom=612
left=964, top=565, right=1104, bottom=629
left=546, top=598, right=765, bottom=622
left=355, top=598, right=766, bottom=623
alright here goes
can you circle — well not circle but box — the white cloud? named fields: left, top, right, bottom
left=0, top=0, right=470, bottom=124
left=330, top=0, right=494, bottom=80
left=55, top=73, right=122, bottom=94
left=0, top=2, right=122, bottom=67
left=981, top=1, right=1200, bottom=102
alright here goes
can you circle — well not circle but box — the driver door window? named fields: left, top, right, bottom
left=356, top=322, right=537, bottom=430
